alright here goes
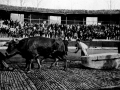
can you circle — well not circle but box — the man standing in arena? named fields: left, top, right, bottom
left=0, top=52, right=13, bottom=71
left=74, top=39, right=88, bottom=56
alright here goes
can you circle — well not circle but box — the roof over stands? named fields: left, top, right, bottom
left=0, top=4, right=120, bottom=15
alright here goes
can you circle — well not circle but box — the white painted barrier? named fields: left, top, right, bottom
left=0, top=47, right=7, bottom=49
left=0, top=46, right=117, bottom=50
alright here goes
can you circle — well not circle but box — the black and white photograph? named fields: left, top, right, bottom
left=0, top=0, right=120, bottom=90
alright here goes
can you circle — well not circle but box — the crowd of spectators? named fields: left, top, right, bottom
left=0, top=19, right=120, bottom=41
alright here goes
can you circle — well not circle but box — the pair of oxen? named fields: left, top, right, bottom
left=1, top=36, right=69, bottom=72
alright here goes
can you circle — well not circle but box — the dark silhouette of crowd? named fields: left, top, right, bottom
left=0, top=19, right=120, bottom=41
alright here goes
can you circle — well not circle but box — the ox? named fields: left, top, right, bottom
left=5, top=37, right=68, bottom=71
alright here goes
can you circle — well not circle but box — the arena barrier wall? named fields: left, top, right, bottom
left=68, top=40, right=120, bottom=47
left=0, top=38, right=119, bottom=48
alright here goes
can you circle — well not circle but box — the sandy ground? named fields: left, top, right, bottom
left=0, top=49, right=120, bottom=90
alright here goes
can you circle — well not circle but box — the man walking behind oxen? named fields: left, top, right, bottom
left=74, top=39, right=88, bottom=56
left=0, top=52, right=13, bottom=71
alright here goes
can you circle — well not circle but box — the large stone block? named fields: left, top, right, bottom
left=67, top=53, right=120, bottom=69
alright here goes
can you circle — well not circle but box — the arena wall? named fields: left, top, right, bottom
left=0, top=38, right=119, bottom=47
left=68, top=40, right=119, bottom=47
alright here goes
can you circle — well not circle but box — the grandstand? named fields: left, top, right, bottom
left=0, top=4, right=120, bottom=42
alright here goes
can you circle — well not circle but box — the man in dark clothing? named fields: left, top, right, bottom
left=0, top=52, right=13, bottom=71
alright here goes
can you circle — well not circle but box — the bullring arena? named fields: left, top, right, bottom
left=1, top=1, right=120, bottom=90
left=0, top=38, right=120, bottom=90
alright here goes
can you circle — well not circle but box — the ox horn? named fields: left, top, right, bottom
left=13, top=38, right=19, bottom=44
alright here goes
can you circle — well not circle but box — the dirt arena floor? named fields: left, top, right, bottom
left=0, top=48, right=120, bottom=90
